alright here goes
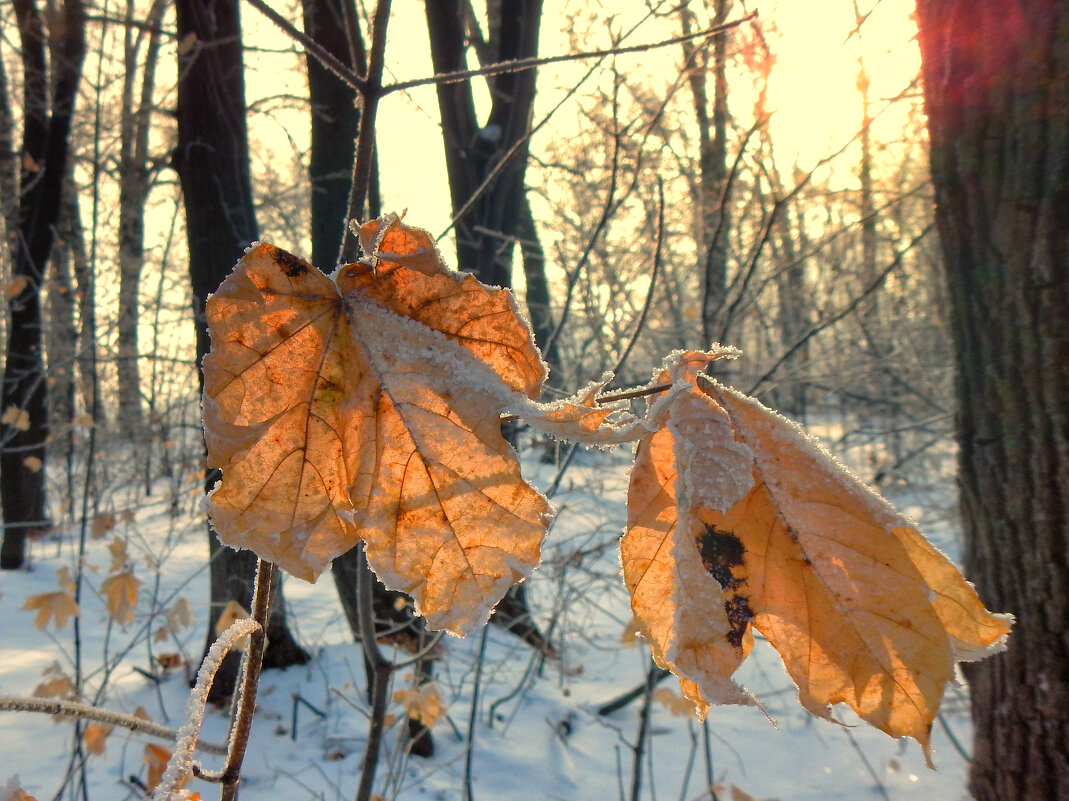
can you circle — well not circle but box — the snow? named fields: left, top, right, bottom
left=0, top=438, right=974, bottom=801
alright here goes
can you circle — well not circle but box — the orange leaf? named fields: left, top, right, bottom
left=4, top=276, right=28, bottom=298
left=214, top=600, right=251, bottom=649
left=0, top=777, right=39, bottom=801
left=100, top=571, right=140, bottom=625
left=623, top=350, right=1013, bottom=759
left=203, top=215, right=561, bottom=634
left=84, top=722, right=113, bottom=755
left=2, top=406, right=30, bottom=431
left=143, top=744, right=172, bottom=793
left=393, top=682, right=446, bottom=727
left=107, top=537, right=128, bottom=572
left=23, top=590, right=80, bottom=630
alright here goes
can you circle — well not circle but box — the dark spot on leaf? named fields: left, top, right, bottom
left=697, top=524, right=745, bottom=590
left=724, top=594, right=754, bottom=648
left=697, top=524, right=753, bottom=648
left=276, top=249, right=310, bottom=278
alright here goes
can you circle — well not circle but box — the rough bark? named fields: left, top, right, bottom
left=915, top=2, right=1069, bottom=799
left=1, top=0, right=85, bottom=569
left=173, top=0, right=308, bottom=698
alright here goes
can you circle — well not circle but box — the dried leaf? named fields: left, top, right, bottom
left=177, top=31, right=197, bottom=54
left=215, top=600, right=250, bottom=649
left=133, top=706, right=153, bottom=722
left=167, top=598, right=195, bottom=631
left=84, top=723, right=113, bottom=755
left=91, top=513, right=116, bottom=540
left=514, top=373, right=642, bottom=445
left=4, top=276, right=28, bottom=298
left=2, top=406, right=30, bottom=431
left=0, top=777, right=39, bottom=801
left=100, top=572, right=140, bottom=626
left=143, top=744, right=172, bottom=793
left=619, top=616, right=642, bottom=647
left=33, top=675, right=75, bottom=699
left=107, top=538, right=128, bottom=573
left=23, top=456, right=42, bottom=473
left=712, top=783, right=779, bottom=801
left=652, top=688, right=695, bottom=717
left=156, top=653, right=183, bottom=669
left=56, top=566, right=74, bottom=591
left=23, top=591, right=80, bottom=630
left=203, top=215, right=570, bottom=634
left=622, top=350, right=1013, bottom=758
left=393, top=683, right=446, bottom=727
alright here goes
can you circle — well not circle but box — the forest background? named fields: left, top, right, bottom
left=1, top=0, right=1063, bottom=800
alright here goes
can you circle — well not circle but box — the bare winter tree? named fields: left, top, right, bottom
left=173, top=0, right=309, bottom=700
left=1, top=0, right=86, bottom=569
left=915, top=2, right=1069, bottom=799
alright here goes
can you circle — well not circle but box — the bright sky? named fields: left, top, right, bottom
left=239, top=0, right=922, bottom=259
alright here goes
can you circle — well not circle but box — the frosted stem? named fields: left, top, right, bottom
left=151, top=617, right=260, bottom=801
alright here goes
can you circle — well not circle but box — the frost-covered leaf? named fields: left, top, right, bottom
left=622, top=349, right=1013, bottom=758
left=205, top=215, right=600, bottom=634
left=100, top=572, right=140, bottom=626
left=514, top=373, right=642, bottom=445
left=23, top=591, right=79, bottom=630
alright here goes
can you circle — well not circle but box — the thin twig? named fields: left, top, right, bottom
left=464, top=627, right=489, bottom=801
left=606, top=178, right=666, bottom=383
left=217, top=559, right=275, bottom=800
left=354, top=543, right=395, bottom=801
left=630, top=658, right=658, bottom=801
left=382, top=14, right=756, bottom=95
left=243, top=0, right=365, bottom=91
left=0, top=696, right=228, bottom=755
left=153, top=616, right=262, bottom=798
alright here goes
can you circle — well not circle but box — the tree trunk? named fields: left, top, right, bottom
left=683, top=0, right=731, bottom=348
left=1, top=0, right=85, bottom=569
left=115, top=0, right=166, bottom=441
left=301, top=0, right=362, bottom=270
left=915, top=2, right=1069, bottom=799
left=425, top=0, right=542, bottom=286
left=173, top=0, right=308, bottom=699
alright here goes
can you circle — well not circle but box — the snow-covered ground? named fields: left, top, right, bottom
left=0, top=430, right=974, bottom=801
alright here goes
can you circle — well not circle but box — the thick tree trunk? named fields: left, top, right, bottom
left=174, top=0, right=308, bottom=698
left=915, top=2, right=1069, bottom=799
left=1, top=0, right=85, bottom=569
